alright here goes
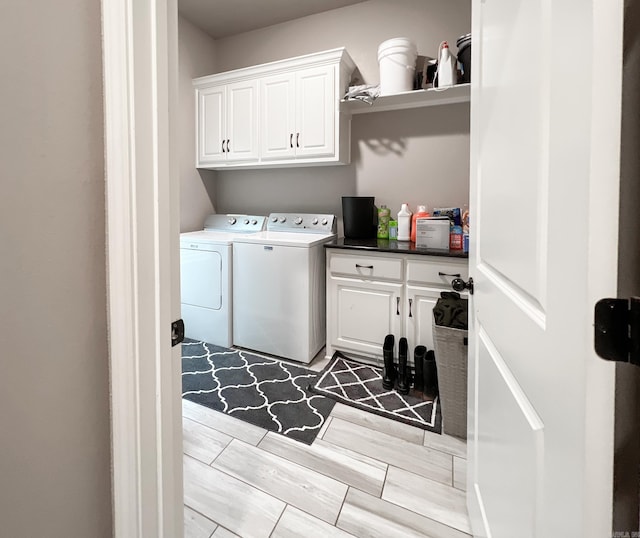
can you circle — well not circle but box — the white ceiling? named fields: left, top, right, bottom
left=178, top=0, right=368, bottom=39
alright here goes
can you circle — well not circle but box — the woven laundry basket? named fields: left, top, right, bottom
left=432, top=319, right=468, bottom=439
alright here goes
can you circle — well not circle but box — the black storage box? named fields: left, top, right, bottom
left=342, top=196, right=377, bottom=239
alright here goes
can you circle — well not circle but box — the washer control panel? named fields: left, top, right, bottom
left=203, top=214, right=266, bottom=232
left=266, top=213, right=336, bottom=234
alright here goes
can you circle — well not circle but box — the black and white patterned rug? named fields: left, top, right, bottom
left=181, top=340, right=335, bottom=445
left=310, top=353, right=441, bottom=433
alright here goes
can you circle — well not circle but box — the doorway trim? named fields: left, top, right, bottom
left=102, top=0, right=183, bottom=536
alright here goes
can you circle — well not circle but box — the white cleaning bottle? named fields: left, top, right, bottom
left=397, top=203, right=412, bottom=241
left=436, top=41, right=457, bottom=88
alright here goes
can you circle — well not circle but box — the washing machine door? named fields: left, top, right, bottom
left=180, top=248, right=222, bottom=310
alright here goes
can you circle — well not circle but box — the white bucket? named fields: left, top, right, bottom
left=377, top=37, right=417, bottom=95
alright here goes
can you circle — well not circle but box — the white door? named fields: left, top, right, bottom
left=103, top=0, right=183, bottom=534
left=197, top=85, right=225, bottom=164
left=295, top=65, right=335, bottom=158
left=226, top=79, right=259, bottom=162
left=467, top=0, right=623, bottom=536
left=260, top=73, right=296, bottom=160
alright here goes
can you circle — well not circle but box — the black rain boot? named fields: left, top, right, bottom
left=382, top=334, right=396, bottom=390
left=397, top=337, right=409, bottom=395
left=413, top=345, right=426, bottom=393
left=423, top=350, right=439, bottom=399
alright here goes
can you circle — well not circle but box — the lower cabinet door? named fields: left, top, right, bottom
left=405, top=284, right=468, bottom=366
left=329, top=277, right=403, bottom=358
left=405, top=285, right=441, bottom=363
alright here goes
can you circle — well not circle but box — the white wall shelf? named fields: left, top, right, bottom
left=343, top=83, right=470, bottom=115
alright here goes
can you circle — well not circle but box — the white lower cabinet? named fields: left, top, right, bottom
left=326, top=248, right=468, bottom=366
left=405, top=285, right=441, bottom=354
left=330, top=277, right=403, bottom=358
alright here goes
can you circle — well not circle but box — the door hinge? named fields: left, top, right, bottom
left=594, top=297, right=640, bottom=366
left=171, top=319, right=185, bottom=347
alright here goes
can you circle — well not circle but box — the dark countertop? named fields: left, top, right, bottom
left=325, top=237, right=469, bottom=258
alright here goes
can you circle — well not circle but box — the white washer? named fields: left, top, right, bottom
left=232, top=213, right=336, bottom=363
left=180, top=214, right=265, bottom=347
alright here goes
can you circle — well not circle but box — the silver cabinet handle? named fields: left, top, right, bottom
left=226, top=139, right=230, bottom=152
left=222, top=139, right=226, bottom=153
left=396, top=297, right=400, bottom=316
left=290, top=133, right=293, bottom=148
left=408, top=298, right=413, bottom=318
left=438, top=271, right=461, bottom=278
left=355, top=264, right=374, bottom=269
left=296, top=132, right=300, bottom=148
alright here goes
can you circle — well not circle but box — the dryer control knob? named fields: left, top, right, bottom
left=243, top=219, right=250, bottom=225
left=271, top=217, right=278, bottom=222
left=251, top=219, right=257, bottom=225
left=228, top=217, right=237, bottom=225
left=279, top=216, right=287, bottom=223
left=294, top=217, right=303, bottom=225
left=312, top=218, right=319, bottom=225
left=321, top=218, right=328, bottom=225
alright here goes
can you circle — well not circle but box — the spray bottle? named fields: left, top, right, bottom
left=436, top=41, right=457, bottom=88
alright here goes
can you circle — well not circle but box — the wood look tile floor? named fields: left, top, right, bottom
left=183, top=399, right=471, bottom=538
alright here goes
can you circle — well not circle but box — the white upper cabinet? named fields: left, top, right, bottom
left=226, top=80, right=259, bottom=162
left=295, top=66, right=335, bottom=158
left=261, top=65, right=335, bottom=161
left=260, top=72, right=296, bottom=160
left=196, top=79, right=258, bottom=166
left=197, top=85, right=225, bottom=164
left=194, top=48, right=354, bottom=170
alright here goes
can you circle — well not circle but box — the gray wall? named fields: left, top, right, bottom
left=211, top=0, right=471, bottom=224
left=179, top=16, right=218, bottom=232
left=0, top=1, right=112, bottom=536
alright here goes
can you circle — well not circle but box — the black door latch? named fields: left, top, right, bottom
left=171, top=319, right=185, bottom=347
left=594, top=297, right=640, bottom=366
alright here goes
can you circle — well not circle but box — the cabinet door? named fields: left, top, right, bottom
left=328, top=276, right=402, bottom=358
left=405, top=284, right=468, bottom=365
left=260, top=73, right=296, bottom=160
left=226, top=80, right=259, bottom=162
left=197, top=86, right=225, bottom=165
left=295, top=65, right=335, bottom=158
left=405, top=285, right=440, bottom=362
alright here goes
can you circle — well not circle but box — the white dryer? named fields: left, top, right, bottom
left=180, top=214, right=265, bottom=347
left=232, top=213, right=336, bottom=363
